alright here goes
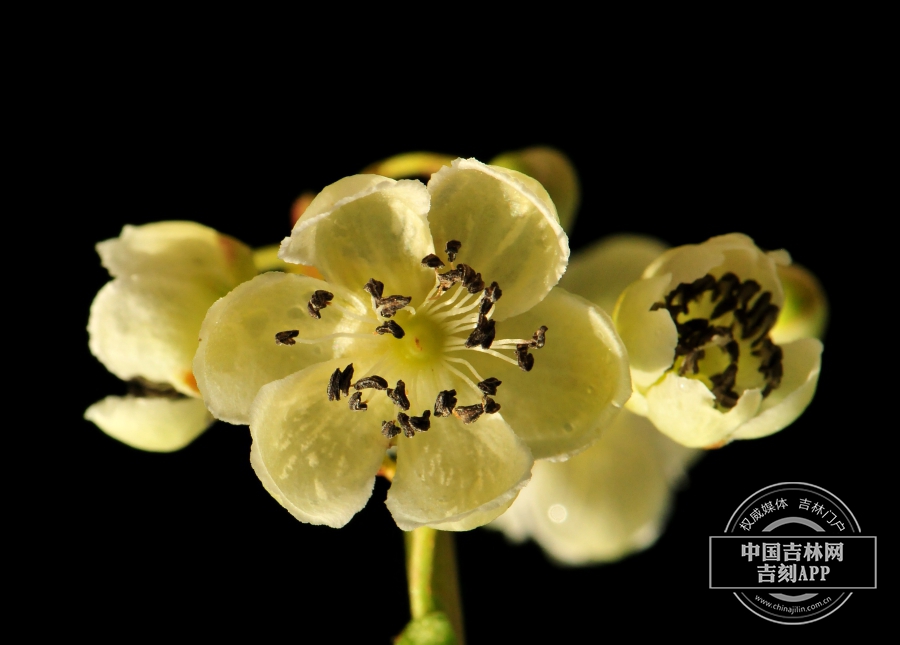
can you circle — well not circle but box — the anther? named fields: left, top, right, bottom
left=397, top=413, right=416, bottom=438
left=465, top=318, right=495, bottom=349
left=456, top=264, right=476, bottom=287
left=339, top=363, right=354, bottom=397
left=275, top=330, right=299, bottom=346
left=434, top=389, right=458, bottom=417
left=377, top=295, right=412, bottom=319
left=437, top=268, right=462, bottom=293
left=478, top=298, right=493, bottom=319
left=712, top=273, right=740, bottom=302
left=453, top=404, right=484, bottom=424
left=515, top=344, right=534, bottom=372
left=364, top=279, right=384, bottom=300
left=484, top=281, right=502, bottom=303
left=421, top=254, right=445, bottom=269
left=466, top=273, right=485, bottom=294
left=477, top=377, right=502, bottom=396
left=307, top=290, right=334, bottom=319
left=348, top=391, right=367, bottom=411
left=354, top=375, right=389, bottom=391
left=482, top=397, right=501, bottom=414
left=382, top=420, right=400, bottom=439
left=445, top=240, right=461, bottom=262
left=531, top=326, right=548, bottom=349
left=409, top=410, right=431, bottom=432
left=387, top=380, right=411, bottom=410
left=710, top=363, right=740, bottom=409
left=327, top=368, right=342, bottom=401
left=375, top=320, right=406, bottom=339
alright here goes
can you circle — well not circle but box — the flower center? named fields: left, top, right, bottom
left=275, top=240, right=548, bottom=440
left=651, top=272, right=784, bottom=410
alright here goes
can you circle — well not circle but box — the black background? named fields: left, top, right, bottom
left=49, top=63, right=888, bottom=640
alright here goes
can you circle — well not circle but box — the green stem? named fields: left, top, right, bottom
left=406, top=526, right=438, bottom=618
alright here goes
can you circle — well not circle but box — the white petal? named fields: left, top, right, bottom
left=88, top=275, right=217, bottom=396
left=489, top=410, right=701, bottom=564
left=612, top=274, right=679, bottom=389
left=194, top=272, right=371, bottom=425
left=427, top=158, right=569, bottom=320
left=560, top=234, right=669, bottom=314
left=85, top=396, right=213, bottom=452
left=97, top=221, right=256, bottom=294
left=644, top=373, right=763, bottom=447
left=279, top=175, right=435, bottom=303
left=464, top=287, right=632, bottom=460
left=387, top=412, right=533, bottom=531
left=249, top=360, right=390, bottom=528
left=730, top=338, right=823, bottom=440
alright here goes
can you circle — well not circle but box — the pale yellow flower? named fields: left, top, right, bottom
left=86, top=221, right=256, bottom=451
left=193, top=159, right=631, bottom=530
left=613, top=233, right=823, bottom=448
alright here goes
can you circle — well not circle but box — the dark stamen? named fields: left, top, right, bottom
left=456, top=264, right=476, bottom=287
left=466, top=273, right=485, bottom=294
left=364, top=279, right=384, bottom=300
left=275, top=330, right=299, bottom=346
left=478, top=298, right=493, bottom=319
left=483, top=397, right=501, bottom=414
left=484, top=281, right=502, bottom=303
left=453, top=404, right=484, bottom=424
left=531, top=326, right=548, bottom=349
left=712, top=273, right=740, bottom=302
left=710, top=363, right=739, bottom=409
left=307, top=302, right=322, bottom=319
left=397, top=413, right=416, bottom=438
left=348, top=391, right=367, bottom=411
left=387, top=380, right=410, bottom=410
left=382, top=420, right=400, bottom=439
left=465, top=318, right=495, bottom=349
left=354, top=375, right=389, bottom=391
left=437, top=268, right=461, bottom=292
left=445, top=240, right=461, bottom=262
left=339, top=364, right=354, bottom=397
left=434, top=389, right=458, bottom=417
left=375, top=320, right=406, bottom=339
left=516, top=344, right=534, bottom=372
left=409, top=410, right=431, bottom=432
left=377, top=295, right=412, bottom=319
left=477, top=377, right=502, bottom=396
left=327, top=368, right=342, bottom=401
left=421, top=254, right=445, bottom=269
left=307, top=290, right=334, bottom=319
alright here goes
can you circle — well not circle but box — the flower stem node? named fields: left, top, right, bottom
left=613, top=233, right=823, bottom=448
left=194, top=158, right=631, bottom=530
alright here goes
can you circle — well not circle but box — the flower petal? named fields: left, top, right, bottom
left=427, top=158, right=569, bottom=320
left=464, top=287, right=631, bottom=460
left=612, top=274, right=678, bottom=390
left=194, top=272, right=371, bottom=425
left=560, top=234, right=669, bottom=314
left=97, top=221, right=256, bottom=294
left=489, top=409, right=701, bottom=564
left=279, top=175, right=435, bottom=304
left=644, top=373, right=764, bottom=447
left=88, top=275, right=217, bottom=396
left=386, top=413, right=533, bottom=532
left=644, top=233, right=784, bottom=304
left=249, top=360, right=390, bottom=528
left=730, top=338, right=823, bottom=440
left=85, top=395, right=214, bottom=452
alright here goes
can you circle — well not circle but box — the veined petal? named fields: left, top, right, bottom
left=85, top=395, right=214, bottom=452
left=644, top=373, right=763, bottom=447
left=193, top=272, right=370, bottom=425
left=97, top=221, right=256, bottom=295
left=730, top=338, right=823, bottom=440
left=612, top=274, right=678, bottom=390
left=464, top=287, right=631, bottom=461
left=387, top=412, right=533, bottom=532
left=560, top=234, right=669, bottom=314
left=426, top=158, right=569, bottom=320
left=489, top=410, right=701, bottom=565
left=250, top=360, right=390, bottom=528
left=644, top=233, right=784, bottom=304
left=88, top=275, right=217, bottom=396
left=279, top=175, right=435, bottom=304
